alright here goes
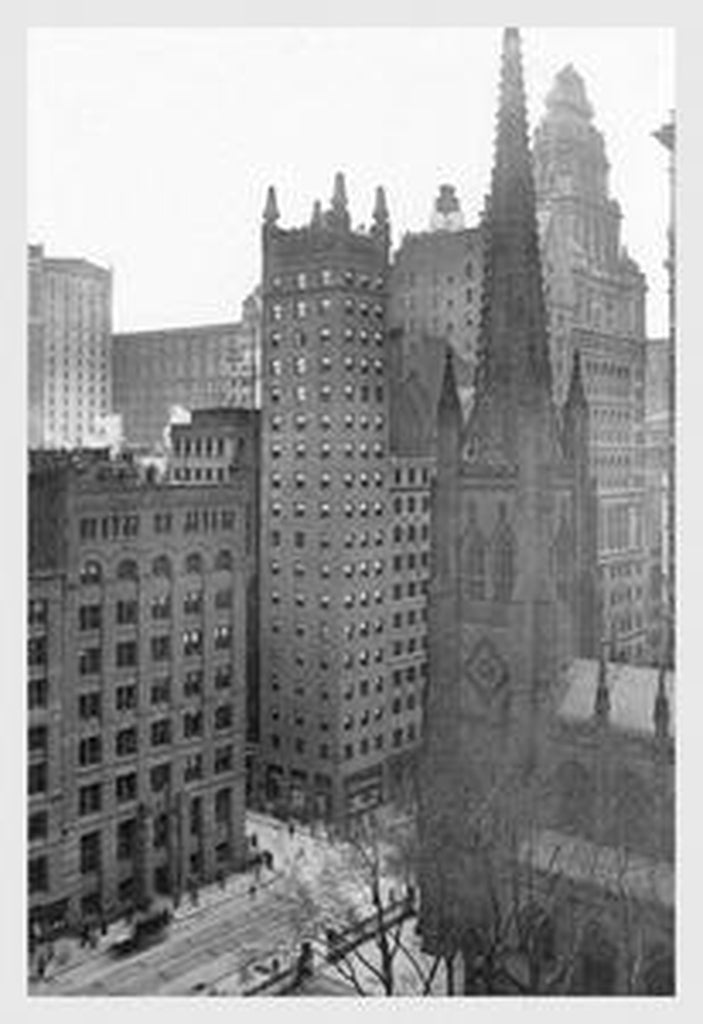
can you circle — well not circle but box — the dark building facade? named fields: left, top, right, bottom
left=418, top=29, right=672, bottom=996
left=258, top=175, right=408, bottom=822
left=27, top=450, right=250, bottom=936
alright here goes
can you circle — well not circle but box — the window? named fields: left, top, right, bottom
left=183, top=591, right=203, bottom=616
left=28, top=761, right=48, bottom=795
left=150, top=763, right=171, bottom=793
left=28, top=599, right=48, bottom=627
left=185, top=552, right=203, bottom=575
left=28, top=810, right=48, bottom=842
left=116, top=641, right=138, bottom=668
left=184, top=753, right=203, bottom=782
left=79, top=735, right=102, bottom=767
left=215, top=746, right=233, bottom=773
left=79, top=691, right=102, bottom=720
left=28, top=636, right=48, bottom=666
left=152, top=555, right=172, bottom=579
left=182, top=629, right=203, bottom=656
left=151, top=636, right=171, bottom=662
left=214, top=625, right=232, bottom=650
left=28, top=678, right=48, bottom=709
left=29, top=856, right=49, bottom=894
left=215, top=704, right=233, bottom=731
left=183, top=711, right=203, bottom=739
left=116, top=773, right=137, bottom=804
left=116, top=818, right=137, bottom=860
left=154, top=512, right=173, bottom=534
left=493, top=527, right=516, bottom=602
left=117, top=559, right=139, bottom=581
left=115, top=684, right=137, bottom=712
left=80, top=560, right=102, bottom=585
left=116, top=599, right=138, bottom=625
left=215, top=549, right=233, bottom=571
left=79, top=783, right=102, bottom=816
left=215, top=787, right=231, bottom=824
left=151, top=595, right=171, bottom=621
left=116, top=727, right=138, bottom=757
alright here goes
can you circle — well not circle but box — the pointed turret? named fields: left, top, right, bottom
left=310, top=199, right=323, bottom=230
left=438, top=345, right=462, bottom=438
left=562, top=348, right=590, bottom=460
left=372, top=186, right=389, bottom=229
left=594, top=639, right=610, bottom=724
left=328, top=171, right=350, bottom=230
left=653, top=661, right=670, bottom=740
left=263, top=185, right=279, bottom=227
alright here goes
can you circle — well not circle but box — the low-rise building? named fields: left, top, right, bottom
left=27, top=449, right=250, bottom=936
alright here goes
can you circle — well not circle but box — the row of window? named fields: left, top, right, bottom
left=271, top=470, right=385, bottom=490
left=393, top=466, right=431, bottom=486
left=73, top=710, right=235, bottom=768
left=392, top=494, right=431, bottom=515
left=77, top=627, right=233, bottom=674
left=270, top=354, right=385, bottom=377
left=270, top=382, right=386, bottom=405
left=271, top=528, right=386, bottom=551
left=172, top=436, right=227, bottom=458
left=76, top=667, right=233, bottom=721
left=393, top=523, right=430, bottom=544
left=269, top=723, right=417, bottom=762
left=28, top=787, right=234, bottom=891
left=79, top=510, right=235, bottom=543
left=270, top=269, right=384, bottom=292
left=270, top=326, right=385, bottom=350
left=78, top=589, right=233, bottom=629
left=391, top=552, right=431, bottom=572
left=392, top=608, right=428, bottom=628
left=392, top=580, right=429, bottom=600
left=270, top=298, right=384, bottom=323
left=271, top=441, right=386, bottom=463
left=79, top=549, right=234, bottom=586
left=270, top=499, right=387, bottom=520
left=271, top=559, right=385, bottom=579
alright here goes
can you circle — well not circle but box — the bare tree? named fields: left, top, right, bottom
left=280, top=810, right=444, bottom=996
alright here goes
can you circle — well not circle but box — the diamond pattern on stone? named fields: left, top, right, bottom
left=465, top=637, right=509, bottom=704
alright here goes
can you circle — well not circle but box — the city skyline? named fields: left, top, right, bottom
left=28, top=27, right=674, bottom=335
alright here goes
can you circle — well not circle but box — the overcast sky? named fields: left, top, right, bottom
left=27, top=27, right=674, bottom=336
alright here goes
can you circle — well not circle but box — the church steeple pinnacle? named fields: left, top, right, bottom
left=477, top=27, right=553, bottom=414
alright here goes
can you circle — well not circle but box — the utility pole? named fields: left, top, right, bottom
left=652, top=114, right=676, bottom=669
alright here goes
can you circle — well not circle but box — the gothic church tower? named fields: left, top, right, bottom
left=419, top=28, right=598, bottom=955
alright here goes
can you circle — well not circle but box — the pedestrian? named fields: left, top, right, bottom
left=218, top=869, right=226, bottom=891
left=100, top=917, right=108, bottom=937
left=289, top=821, right=295, bottom=838
left=248, top=882, right=256, bottom=899
left=36, top=953, right=46, bottom=981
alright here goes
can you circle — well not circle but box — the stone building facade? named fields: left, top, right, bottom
left=418, top=28, right=673, bottom=996
left=27, top=450, right=250, bottom=935
left=258, top=175, right=403, bottom=822
left=28, top=245, right=113, bottom=450
left=388, top=190, right=482, bottom=413
left=533, top=66, right=650, bottom=663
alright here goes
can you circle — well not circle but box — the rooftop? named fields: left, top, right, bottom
left=559, top=658, right=675, bottom=738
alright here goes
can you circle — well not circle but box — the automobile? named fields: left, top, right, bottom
left=109, top=903, right=172, bottom=957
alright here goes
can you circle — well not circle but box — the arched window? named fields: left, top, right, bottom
left=215, top=549, right=233, bottom=572
left=80, top=560, right=102, bottom=585
left=556, top=760, right=595, bottom=836
left=464, top=531, right=486, bottom=601
left=492, top=527, right=516, bottom=602
left=116, top=559, right=139, bottom=581
left=185, top=552, right=203, bottom=575
left=152, top=555, right=172, bottom=579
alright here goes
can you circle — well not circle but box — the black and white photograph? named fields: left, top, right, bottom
left=22, top=17, right=677, bottom=1000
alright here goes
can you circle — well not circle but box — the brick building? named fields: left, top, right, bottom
left=27, top=450, right=250, bottom=936
left=28, top=244, right=113, bottom=449
left=166, top=407, right=262, bottom=799
left=112, top=309, right=260, bottom=451
left=533, top=65, right=650, bottom=663
left=418, top=29, right=673, bottom=996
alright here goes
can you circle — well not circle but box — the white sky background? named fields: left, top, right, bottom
left=28, top=27, right=674, bottom=335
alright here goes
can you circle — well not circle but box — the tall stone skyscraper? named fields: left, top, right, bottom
left=258, top=176, right=409, bottom=821
left=533, top=67, right=650, bottom=663
left=28, top=244, right=113, bottom=450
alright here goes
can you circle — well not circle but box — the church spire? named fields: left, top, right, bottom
left=477, top=27, right=553, bottom=413
left=263, top=185, right=279, bottom=227
left=438, top=345, right=462, bottom=432
left=328, top=171, right=350, bottom=230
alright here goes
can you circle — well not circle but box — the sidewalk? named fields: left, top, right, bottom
left=28, top=850, right=277, bottom=991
